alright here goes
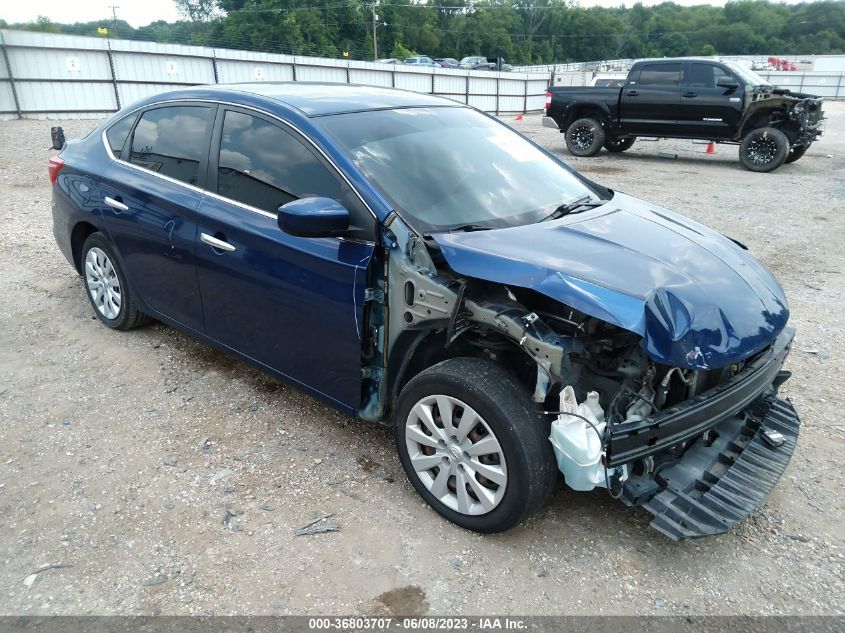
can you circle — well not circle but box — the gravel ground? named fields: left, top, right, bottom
left=0, top=104, right=843, bottom=617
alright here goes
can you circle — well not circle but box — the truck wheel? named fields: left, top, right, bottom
left=784, top=141, right=812, bottom=164
left=604, top=136, right=635, bottom=153
left=565, top=118, right=605, bottom=157
left=739, top=127, right=789, bottom=172
left=394, top=357, right=557, bottom=533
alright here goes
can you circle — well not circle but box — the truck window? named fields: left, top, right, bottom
left=689, top=63, right=734, bottom=88
left=636, top=63, right=682, bottom=87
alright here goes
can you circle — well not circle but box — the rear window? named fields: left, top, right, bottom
left=128, top=105, right=213, bottom=186
left=105, top=114, right=137, bottom=158
left=637, top=63, right=682, bottom=87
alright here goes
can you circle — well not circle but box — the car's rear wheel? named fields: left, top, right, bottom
left=394, top=358, right=557, bottom=533
left=739, top=127, right=789, bottom=172
left=784, top=141, right=812, bottom=164
left=565, top=117, right=605, bottom=157
left=603, top=136, right=635, bottom=153
left=81, top=232, right=149, bottom=330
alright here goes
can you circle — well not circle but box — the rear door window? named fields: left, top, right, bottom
left=214, top=109, right=373, bottom=239
left=636, top=63, right=682, bottom=87
left=105, top=113, right=138, bottom=158
left=128, top=105, right=214, bottom=186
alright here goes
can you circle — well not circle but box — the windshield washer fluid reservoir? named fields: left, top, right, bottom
left=549, top=386, right=625, bottom=491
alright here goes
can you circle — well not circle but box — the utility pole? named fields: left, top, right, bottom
left=371, top=3, right=378, bottom=61
left=107, top=5, right=120, bottom=35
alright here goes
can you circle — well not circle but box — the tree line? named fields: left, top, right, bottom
left=3, top=0, right=844, bottom=66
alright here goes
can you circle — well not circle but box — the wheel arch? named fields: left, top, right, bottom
left=384, top=327, right=535, bottom=421
left=70, top=221, right=100, bottom=274
left=563, top=102, right=611, bottom=129
left=739, top=106, right=796, bottom=142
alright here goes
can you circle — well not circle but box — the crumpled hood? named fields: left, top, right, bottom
left=432, top=192, right=789, bottom=369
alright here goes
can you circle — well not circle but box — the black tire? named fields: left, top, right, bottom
left=80, top=232, right=150, bottom=330
left=565, top=117, right=606, bottom=157
left=394, top=357, right=557, bottom=533
left=603, top=136, right=635, bottom=153
left=738, top=127, right=789, bottom=172
left=784, top=141, right=812, bottom=164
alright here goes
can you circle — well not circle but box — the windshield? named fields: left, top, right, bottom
left=317, top=107, right=597, bottom=233
left=723, top=61, right=771, bottom=87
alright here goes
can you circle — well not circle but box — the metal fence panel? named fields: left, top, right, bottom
left=112, top=51, right=214, bottom=84
left=8, top=47, right=112, bottom=80
left=16, top=80, right=115, bottom=112
left=118, top=82, right=181, bottom=106
left=393, top=69, right=434, bottom=93
left=0, top=82, right=16, bottom=113
left=433, top=73, right=465, bottom=97
left=349, top=67, right=393, bottom=87
left=468, top=94, right=496, bottom=111
left=498, top=96, right=524, bottom=113
left=499, top=78, right=525, bottom=96
left=216, top=59, right=294, bottom=83
left=295, top=63, right=347, bottom=83
left=469, top=76, right=497, bottom=95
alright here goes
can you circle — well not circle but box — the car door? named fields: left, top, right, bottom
left=100, top=103, right=215, bottom=332
left=194, top=107, right=376, bottom=410
left=620, top=61, right=682, bottom=135
left=677, top=62, right=745, bottom=139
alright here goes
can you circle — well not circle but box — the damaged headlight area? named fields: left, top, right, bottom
left=486, top=291, right=800, bottom=540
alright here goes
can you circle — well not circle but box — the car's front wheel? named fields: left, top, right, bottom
left=394, top=358, right=557, bottom=533
left=81, top=232, right=149, bottom=330
left=739, top=127, right=789, bottom=172
left=565, top=117, right=605, bottom=157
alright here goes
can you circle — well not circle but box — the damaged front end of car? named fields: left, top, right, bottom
left=744, top=88, right=825, bottom=146
left=358, top=195, right=800, bottom=540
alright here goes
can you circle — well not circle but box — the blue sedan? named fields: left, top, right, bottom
left=50, top=83, right=800, bottom=537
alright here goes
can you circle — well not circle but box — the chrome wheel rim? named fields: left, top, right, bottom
left=85, top=247, right=122, bottom=320
left=571, top=125, right=595, bottom=151
left=746, top=135, right=778, bottom=166
left=405, top=395, right=507, bottom=516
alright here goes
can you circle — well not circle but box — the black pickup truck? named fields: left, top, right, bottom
left=543, top=58, right=824, bottom=172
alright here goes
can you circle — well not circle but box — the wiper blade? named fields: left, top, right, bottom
left=427, top=224, right=491, bottom=236
left=541, top=196, right=609, bottom=222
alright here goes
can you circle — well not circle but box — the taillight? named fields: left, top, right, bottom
left=544, top=91, right=552, bottom=113
left=48, top=156, right=64, bottom=186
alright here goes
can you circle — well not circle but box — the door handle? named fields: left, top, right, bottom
left=104, top=196, right=129, bottom=212
left=682, top=92, right=698, bottom=98
left=201, top=232, right=236, bottom=253
left=625, top=90, right=639, bottom=96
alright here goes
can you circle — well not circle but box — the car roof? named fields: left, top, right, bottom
left=154, top=82, right=461, bottom=117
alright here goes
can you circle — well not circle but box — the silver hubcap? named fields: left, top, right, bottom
left=85, top=247, right=122, bottom=320
left=405, top=395, right=507, bottom=516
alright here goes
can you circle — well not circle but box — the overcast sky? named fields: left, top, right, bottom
left=1, top=0, right=812, bottom=28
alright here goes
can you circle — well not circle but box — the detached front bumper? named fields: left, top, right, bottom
left=625, top=395, right=799, bottom=540
left=615, top=329, right=800, bottom=540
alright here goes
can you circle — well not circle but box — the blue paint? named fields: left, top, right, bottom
left=432, top=193, right=788, bottom=369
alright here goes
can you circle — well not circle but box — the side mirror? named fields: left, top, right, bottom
left=277, top=197, right=350, bottom=238
left=716, top=77, right=739, bottom=90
